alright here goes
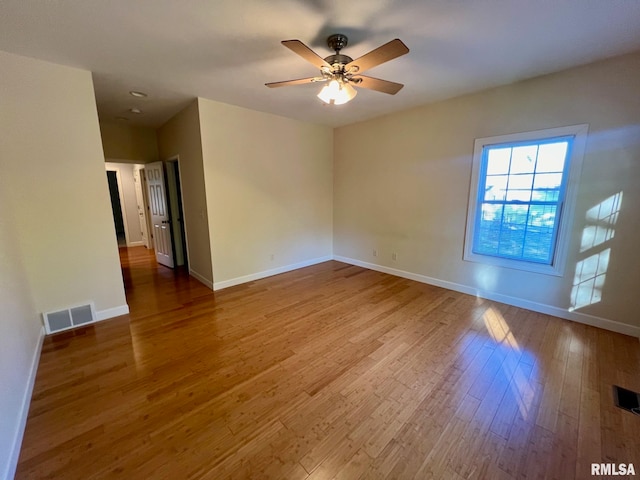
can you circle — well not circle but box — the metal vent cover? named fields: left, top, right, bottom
left=43, top=303, right=96, bottom=334
left=613, top=385, right=640, bottom=416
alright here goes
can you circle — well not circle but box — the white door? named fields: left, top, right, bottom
left=145, top=162, right=174, bottom=268
left=133, top=166, right=150, bottom=248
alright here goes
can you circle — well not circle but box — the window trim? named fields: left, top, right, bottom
left=463, top=124, right=589, bottom=276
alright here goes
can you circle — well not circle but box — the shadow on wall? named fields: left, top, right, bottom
left=569, top=191, right=623, bottom=312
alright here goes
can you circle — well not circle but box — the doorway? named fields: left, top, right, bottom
left=165, top=158, right=188, bottom=268
left=106, top=170, right=128, bottom=247
left=133, top=165, right=151, bottom=249
left=115, top=158, right=196, bottom=317
left=138, top=159, right=189, bottom=269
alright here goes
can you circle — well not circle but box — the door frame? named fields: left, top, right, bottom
left=105, top=165, right=130, bottom=247
left=133, top=165, right=151, bottom=248
left=166, top=155, right=190, bottom=268
left=139, top=167, right=154, bottom=250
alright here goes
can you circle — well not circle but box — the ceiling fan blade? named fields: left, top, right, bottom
left=345, top=39, right=409, bottom=74
left=282, top=40, right=331, bottom=69
left=265, top=77, right=322, bottom=88
left=353, top=75, right=404, bottom=95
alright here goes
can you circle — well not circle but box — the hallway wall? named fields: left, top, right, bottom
left=0, top=50, right=128, bottom=479
left=0, top=50, right=127, bottom=319
left=100, top=121, right=159, bottom=163
left=157, top=101, right=213, bottom=286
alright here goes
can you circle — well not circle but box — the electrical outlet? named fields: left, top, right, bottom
left=373, top=249, right=378, bottom=257
left=392, top=252, right=398, bottom=261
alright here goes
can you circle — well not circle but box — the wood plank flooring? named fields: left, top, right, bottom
left=16, top=247, right=640, bottom=479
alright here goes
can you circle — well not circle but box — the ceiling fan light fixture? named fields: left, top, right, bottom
left=267, top=35, right=408, bottom=103
left=317, top=79, right=357, bottom=105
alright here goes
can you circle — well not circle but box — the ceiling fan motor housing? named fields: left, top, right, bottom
left=324, top=54, right=353, bottom=68
left=327, top=33, right=348, bottom=53
left=325, top=34, right=353, bottom=73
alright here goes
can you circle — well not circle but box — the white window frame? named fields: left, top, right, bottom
left=463, top=124, right=589, bottom=276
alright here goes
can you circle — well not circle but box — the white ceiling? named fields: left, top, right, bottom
left=1, top=0, right=640, bottom=128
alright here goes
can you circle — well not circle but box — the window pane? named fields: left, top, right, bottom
left=523, top=233, right=553, bottom=262
left=498, top=205, right=529, bottom=257
left=502, top=204, right=529, bottom=223
left=528, top=204, right=557, bottom=229
left=536, top=142, right=567, bottom=172
left=533, top=173, right=562, bottom=189
left=510, top=145, right=537, bottom=174
left=508, top=174, right=534, bottom=190
left=486, top=148, right=511, bottom=175
left=498, top=225, right=526, bottom=257
left=506, top=174, right=533, bottom=202
left=484, top=175, right=508, bottom=201
left=532, top=173, right=562, bottom=201
left=523, top=205, right=557, bottom=262
left=506, top=189, right=532, bottom=202
left=475, top=204, right=503, bottom=255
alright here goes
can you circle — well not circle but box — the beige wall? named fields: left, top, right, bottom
left=334, top=51, right=640, bottom=333
left=100, top=121, right=159, bottom=163
left=0, top=50, right=128, bottom=476
left=198, top=98, right=333, bottom=286
left=105, top=162, right=143, bottom=245
left=0, top=50, right=127, bottom=317
left=157, top=101, right=213, bottom=285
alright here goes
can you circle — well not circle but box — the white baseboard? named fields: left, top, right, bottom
left=213, top=255, right=333, bottom=291
left=333, top=255, right=640, bottom=338
left=5, top=326, right=45, bottom=480
left=127, top=241, right=144, bottom=247
left=95, top=304, right=129, bottom=321
left=189, top=269, right=214, bottom=290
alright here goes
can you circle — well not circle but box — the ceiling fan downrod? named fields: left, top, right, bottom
left=327, top=34, right=348, bottom=53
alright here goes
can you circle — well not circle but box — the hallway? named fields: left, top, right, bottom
left=119, top=246, right=214, bottom=320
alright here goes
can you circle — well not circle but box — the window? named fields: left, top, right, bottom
left=464, top=125, right=588, bottom=275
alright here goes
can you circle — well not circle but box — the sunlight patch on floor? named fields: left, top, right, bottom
left=482, top=306, right=536, bottom=420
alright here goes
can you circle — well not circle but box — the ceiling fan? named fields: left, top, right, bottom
left=266, top=34, right=409, bottom=105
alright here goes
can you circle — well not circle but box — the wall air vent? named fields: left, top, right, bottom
left=43, top=303, right=96, bottom=334
left=613, top=385, right=640, bottom=416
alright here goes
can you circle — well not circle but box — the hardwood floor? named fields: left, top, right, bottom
left=16, top=247, right=640, bottom=479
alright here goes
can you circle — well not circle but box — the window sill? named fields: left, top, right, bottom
left=463, top=251, right=564, bottom=276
